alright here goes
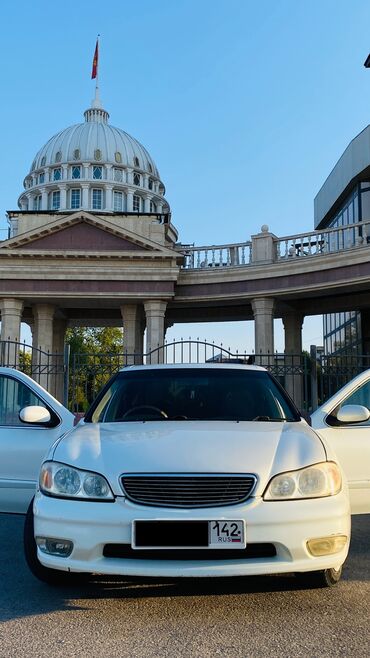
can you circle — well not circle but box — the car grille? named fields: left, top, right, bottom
left=120, top=474, right=257, bottom=508
left=103, top=543, right=276, bottom=560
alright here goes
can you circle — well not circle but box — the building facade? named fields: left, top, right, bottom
left=315, top=126, right=370, bottom=355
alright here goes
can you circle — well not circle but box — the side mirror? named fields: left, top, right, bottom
left=19, top=405, right=51, bottom=424
left=336, top=404, right=370, bottom=424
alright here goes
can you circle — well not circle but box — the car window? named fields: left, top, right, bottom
left=87, top=368, right=299, bottom=423
left=0, top=375, right=46, bottom=427
left=335, top=378, right=370, bottom=426
left=340, top=379, right=370, bottom=409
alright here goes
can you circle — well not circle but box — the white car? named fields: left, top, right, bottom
left=0, top=367, right=75, bottom=513
left=311, top=369, right=370, bottom=515
left=23, top=363, right=362, bottom=589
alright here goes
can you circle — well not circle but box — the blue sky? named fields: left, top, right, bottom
left=1, top=0, right=370, bottom=351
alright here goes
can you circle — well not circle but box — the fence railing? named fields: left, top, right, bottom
left=1, top=339, right=370, bottom=416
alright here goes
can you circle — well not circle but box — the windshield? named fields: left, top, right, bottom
left=86, top=368, right=300, bottom=423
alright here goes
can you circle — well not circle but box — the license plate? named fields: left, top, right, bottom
left=209, top=520, right=245, bottom=548
left=133, top=520, right=245, bottom=549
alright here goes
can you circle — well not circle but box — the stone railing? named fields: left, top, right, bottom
left=177, top=241, right=252, bottom=269
left=176, top=221, right=370, bottom=269
left=276, top=220, right=370, bottom=260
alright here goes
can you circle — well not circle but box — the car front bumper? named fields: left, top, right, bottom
left=33, top=491, right=351, bottom=578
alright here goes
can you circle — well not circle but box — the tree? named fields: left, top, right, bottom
left=66, top=327, right=124, bottom=412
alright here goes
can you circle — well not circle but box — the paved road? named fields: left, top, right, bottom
left=0, top=513, right=369, bottom=658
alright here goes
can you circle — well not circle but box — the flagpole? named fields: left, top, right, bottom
left=92, top=35, right=101, bottom=109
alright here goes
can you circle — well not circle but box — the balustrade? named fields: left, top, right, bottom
left=176, top=220, right=370, bottom=270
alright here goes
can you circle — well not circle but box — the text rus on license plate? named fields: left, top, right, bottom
left=209, top=520, right=245, bottom=548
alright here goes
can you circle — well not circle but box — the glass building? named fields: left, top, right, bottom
left=314, top=127, right=370, bottom=356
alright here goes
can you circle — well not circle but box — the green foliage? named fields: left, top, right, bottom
left=66, top=327, right=124, bottom=412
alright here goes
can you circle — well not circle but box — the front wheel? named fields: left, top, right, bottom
left=296, top=565, right=343, bottom=588
left=23, top=499, right=88, bottom=586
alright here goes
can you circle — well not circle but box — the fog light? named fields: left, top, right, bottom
left=306, top=535, right=347, bottom=557
left=36, top=537, right=73, bottom=557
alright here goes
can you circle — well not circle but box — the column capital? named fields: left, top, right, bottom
left=33, top=303, right=55, bottom=321
left=144, top=300, right=167, bottom=317
left=0, top=298, right=24, bottom=315
left=251, top=297, right=275, bottom=316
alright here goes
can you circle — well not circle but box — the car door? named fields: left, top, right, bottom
left=0, top=370, right=73, bottom=513
left=312, top=371, right=370, bottom=514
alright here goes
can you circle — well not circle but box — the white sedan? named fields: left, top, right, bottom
left=311, top=369, right=370, bottom=515
left=23, top=364, right=361, bottom=589
left=0, top=367, right=75, bottom=513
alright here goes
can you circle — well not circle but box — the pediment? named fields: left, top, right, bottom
left=0, top=212, right=176, bottom=257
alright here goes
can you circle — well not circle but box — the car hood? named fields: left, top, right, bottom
left=52, top=420, right=326, bottom=497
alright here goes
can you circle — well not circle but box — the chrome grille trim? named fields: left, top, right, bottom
left=120, top=473, right=257, bottom=508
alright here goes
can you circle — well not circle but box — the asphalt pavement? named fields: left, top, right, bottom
left=0, top=513, right=369, bottom=658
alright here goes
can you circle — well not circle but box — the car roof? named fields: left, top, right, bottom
left=119, top=363, right=266, bottom=372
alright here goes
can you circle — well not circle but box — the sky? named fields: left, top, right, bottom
left=1, top=0, right=370, bottom=352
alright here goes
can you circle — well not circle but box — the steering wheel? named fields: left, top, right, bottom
left=121, top=405, right=168, bottom=420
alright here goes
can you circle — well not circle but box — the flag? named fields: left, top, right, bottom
left=91, top=39, right=99, bottom=79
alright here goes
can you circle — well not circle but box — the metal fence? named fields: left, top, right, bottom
left=1, top=339, right=369, bottom=414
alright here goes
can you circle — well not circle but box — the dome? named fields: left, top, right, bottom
left=19, top=99, right=169, bottom=216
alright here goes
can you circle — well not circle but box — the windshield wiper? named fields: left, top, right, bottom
left=252, top=416, right=286, bottom=422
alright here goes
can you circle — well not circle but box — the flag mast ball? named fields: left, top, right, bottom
left=91, top=36, right=101, bottom=108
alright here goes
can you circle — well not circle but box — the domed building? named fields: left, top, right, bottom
left=17, top=95, right=170, bottom=217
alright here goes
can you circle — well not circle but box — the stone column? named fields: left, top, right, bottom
left=105, top=184, right=113, bottom=211
left=126, top=189, right=134, bottom=212
left=144, top=195, right=151, bottom=213
left=41, top=187, right=48, bottom=210
left=0, top=298, right=24, bottom=367
left=282, top=312, right=304, bottom=411
left=144, top=300, right=167, bottom=363
left=251, top=298, right=275, bottom=365
left=81, top=184, right=89, bottom=209
left=33, top=304, right=55, bottom=391
left=53, top=319, right=68, bottom=402
left=121, top=304, right=145, bottom=364
left=59, top=184, right=67, bottom=210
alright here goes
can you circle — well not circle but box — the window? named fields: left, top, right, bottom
left=114, top=168, right=123, bottom=182
left=72, top=166, right=81, bottom=179
left=92, top=189, right=103, bottom=209
left=51, top=191, right=60, bottom=210
left=133, top=171, right=141, bottom=186
left=94, top=149, right=102, bottom=161
left=115, top=151, right=122, bottom=163
left=93, top=166, right=103, bottom=180
left=41, top=156, right=46, bottom=166
left=148, top=162, right=153, bottom=173
left=70, top=189, right=81, bottom=209
left=55, top=151, right=62, bottom=163
left=39, top=173, right=45, bottom=184
left=133, top=156, right=140, bottom=167
left=33, top=195, right=42, bottom=211
left=114, top=191, right=123, bottom=211
left=53, top=167, right=62, bottom=181
left=148, top=179, right=153, bottom=190
left=150, top=200, right=156, bottom=212
left=87, top=369, right=299, bottom=424
left=0, top=375, right=46, bottom=427
left=133, top=195, right=141, bottom=212
left=73, top=149, right=80, bottom=160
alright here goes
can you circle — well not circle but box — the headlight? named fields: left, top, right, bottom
left=40, top=461, right=114, bottom=501
left=263, top=462, right=342, bottom=501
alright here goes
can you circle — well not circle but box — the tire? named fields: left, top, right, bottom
left=296, top=565, right=343, bottom=589
left=23, top=499, right=88, bottom=586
